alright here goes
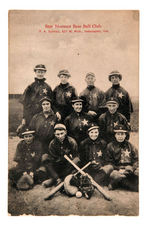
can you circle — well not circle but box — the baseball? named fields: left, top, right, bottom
left=76, top=191, right=82, bottom=198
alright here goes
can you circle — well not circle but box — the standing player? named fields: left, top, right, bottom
left=105, top=70, right=133, bottom=122
left=80, top=72, right=106, bottom=119
left=53, top=69, right=78, bottom=122
left=17, top=64, right=53, bottom=132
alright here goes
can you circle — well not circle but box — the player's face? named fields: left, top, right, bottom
left=85, top=75, right=96, bottom=86
left=35, top=69, right=46, bottom=79
left=42, top=100, right=51, bottom=113
left=24, top=134, right=34, bottom=144
left=110, top=75, right=120, bottom=85
left=55, top=129, right=66, bottom=142
left=107, top=103, right=118, bottom=114
left=59, top=74, right=69, bottom=84
left=89, top=128, right=99, bottom=141
left=115, top=132, right=126, bottom=142
left=72, top=102, right=83, bottom=113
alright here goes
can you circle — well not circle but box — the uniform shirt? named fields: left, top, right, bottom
left=48, top=136, right=78, bottom=164
left=98, top=111, right=130, bottom=143
left=29, top=110, right=57, bottom=150
left=64, top=111, right=92, bottom=144
left=79, top=137, right=107, bottom=169
left=20, top=78, right=53, bottom=125
left=105, top=84, right=133, bottom=121
left=14, top=139, right=43, bottom=172
left=53, top=83, right=77, bottom=120
left=80, top=85, right=106, bottom=115
left=106, top=140, right=138, bottom=170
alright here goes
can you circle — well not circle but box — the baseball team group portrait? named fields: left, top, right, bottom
left=8, top=10, right=139, bottom=216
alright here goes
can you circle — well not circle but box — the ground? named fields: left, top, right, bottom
left=8, top=132, right=139, bottom=216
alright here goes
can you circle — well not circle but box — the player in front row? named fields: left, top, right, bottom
left=106, top=124, right=138, bottom=191
left=79, top=123, right=113, bottom=186
left=9, top=129, right=45, bottom=190
left=105, top=70, right=133, bottom=122
left=42, top=124, right=80, bottom=187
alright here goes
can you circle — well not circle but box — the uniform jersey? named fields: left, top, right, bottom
left=53, top=83, right=77, bottom=121
left=20, top=78, right=53, bottom=125
left=98, top=111, right=130, bottom=143
left=64, top=111, right=92, bottom=144
left=29, top=110, right=57, bottom=152
left=14, top=139, right=43, bottom=172
left=79, top=137, right=107, bottom=169
left=106, top=140, right=138, bottom=169
left=46, top=136, right=78, bottom=180
left=105, top=84, right=133, bottom=121
left=80, top=85, right=106, bottom=115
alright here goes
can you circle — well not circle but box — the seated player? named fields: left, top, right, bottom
left=98, top=97, right=130, bottom=143
left=53, top=69, right=78, bottom=122
left=106, top=124, right=139, bottom=191
left=29, top=96, right=58, bottom=153
left=105, top=70, right=133, bottom=122
left=42, top=124, right=80, bottom=187
left=79, top=123, right=113, bottom=186
left=80, top=72, right=106, bottom=119
left=64, top=97, right=93, bottom=145
left=8, top=129, right=45, bottom=190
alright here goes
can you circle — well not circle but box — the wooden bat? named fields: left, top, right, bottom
left=64, top=155, right=112, bottom=201
left=44, top=161, right=91, bottom=200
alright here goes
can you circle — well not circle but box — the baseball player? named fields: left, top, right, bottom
left=105, top=70, right=133, bottom=122
left=17, top=64, right=53, bottom=133
left=52, top=69, right=78, bottom=122
left=98, top=97, right=130, bottom=143
left=80, top=72, right=106, bottom=119
left=106, top=124, right=139, bottom=191
left=9, top=129, right=44, bottom=190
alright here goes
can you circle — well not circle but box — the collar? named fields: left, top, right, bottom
left=41, top=109, right=54, bottom=118
left=34, top=77, right=46, bottom=83
left=112, top=84, right=120, bottom=89
left=87, top=85, right=95, bottom=91
left=59, top=83, right=70, bottom=89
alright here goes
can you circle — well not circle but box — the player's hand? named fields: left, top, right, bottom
left=56, top=112, right=61, bottom=121
left=88, top=111, right=97, bottom=116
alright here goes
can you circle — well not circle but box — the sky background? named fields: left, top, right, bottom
left=9, top=10, right=139, bottom=99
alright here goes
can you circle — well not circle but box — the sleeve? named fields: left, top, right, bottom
left=70, top=138, right=79, bottom=158
left=130, top=143, right=138, bottom=170
left=29, top=114, right=37, bottom=131
left=32, top=142, right=43, bottom=170
left=48, top=141, right=60, bottom=162
left=105, top=143, right=115, bottom=167
left=98, top=90, right=106, bottom=107
left=19, top=85, right=32, bottom=118
left=79, top=141, right=87, bottom=166
left=52, top=87, right=58, bottom=113
left=127, top=92, right=134, bottom=113
left=98, top=114, right=106, bottom=138
left=13, top=142, right=23, bottom=164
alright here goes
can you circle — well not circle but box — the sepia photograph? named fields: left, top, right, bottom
left=8, top=10, right=139, bottom=216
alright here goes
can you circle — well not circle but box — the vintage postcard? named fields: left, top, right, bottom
left=8, top=10, right=139, bottom=216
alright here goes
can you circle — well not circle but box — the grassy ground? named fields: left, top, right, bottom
left=8, top=133, right=139, bottom=216
left=8, top=97, right=139, bottom=216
